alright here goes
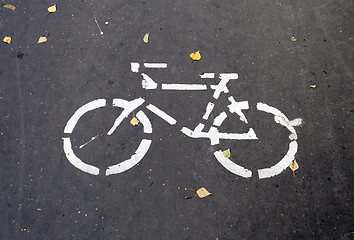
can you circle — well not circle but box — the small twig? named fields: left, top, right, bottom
left=93, top=14, right=104, bottom=35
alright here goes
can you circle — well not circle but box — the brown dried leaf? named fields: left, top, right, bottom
left=196, top=187, right=212, bottom=198
left=4, top=4, right=16, bottom=11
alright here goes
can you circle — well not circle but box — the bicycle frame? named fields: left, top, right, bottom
left=62, top=62, right=303, bottom=179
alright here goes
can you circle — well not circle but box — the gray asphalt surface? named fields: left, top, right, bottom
left=1, top=0, right=353, bottom=239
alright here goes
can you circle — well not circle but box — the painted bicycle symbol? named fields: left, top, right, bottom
left=62, top=62, right=302, bottom=179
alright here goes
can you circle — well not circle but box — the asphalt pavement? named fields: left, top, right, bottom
left=0, top=0, right=353, bottom=239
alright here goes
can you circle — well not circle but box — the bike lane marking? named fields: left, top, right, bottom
left=64, top=99, right=107, bottom=134
left=107, top=98, right=145, bottom=135
left=202, top=102, right=215, bottom=120
left=143, top=63, right=167, bottom=68
left=213, top=112, right=227, bottom=126
left=214, top=150, right=252, bottom=178
left=141, top=73, right=158, bottom=90
left=105, top=139, right=152, bottom=175
left=227, top=97, right=249, bottom=123
left=200, top=73, right=215, bottom=78
left=161, top=84, right=207, bottom=90
left=257, top=141, right=298, bottom=179
left=146, top=104, right=177, bottom=125
left=63, top=137, right=100, bottom=175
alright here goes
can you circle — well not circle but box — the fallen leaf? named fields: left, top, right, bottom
left=4, top=4, right=16, bottom=11
left=130, top=117, right=139, bottom=126
left=190, top=50, right=201, bottom=63
left=143, top=33, right=149, bottom=43
left=289, top=159, right=299, bottom=178
left=47, top=4, right=57, bottom=13
left=196, top=187, right=212, bottom=198
left=3, top=36, right=11, bottom=44
left=291, top=36, right=297, bottom=42
left=222, top=149, right=231, bottom=158
left=37, top=36, right=47, bottom=44
left=310, top=85, right=317, bottom=88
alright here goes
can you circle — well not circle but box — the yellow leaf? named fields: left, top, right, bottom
left=310, top=85, right=317, bottom=88
left=48, top=4, right=57, bottom=13
left=4, top=4, right=16, bottom=11
left=291, top=36, right=297, bottom=42
left=37, top=36, right=47, bottom=44
left=289, top=160, right=299, bottom=172
left=190, top=50, right=201, bottom=61
left=222, top=149, right=231, bottom=158
left=3, top=36, right=11, bottom=44
left=130, top=117, right=140, bottom=126
left=196, top=187, right=212, bottom=198
left=143, top=33, right=149, bottom=43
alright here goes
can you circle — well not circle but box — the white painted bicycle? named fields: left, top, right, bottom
left=63, top=62, right=302, bottom=179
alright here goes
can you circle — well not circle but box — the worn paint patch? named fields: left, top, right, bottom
left=141, top=73, right=158, bottom=90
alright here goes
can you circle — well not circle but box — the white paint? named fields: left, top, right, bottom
left=214, top=151, right=252, bottom=178
left=93, top=14, right=103, bottom=35
left=200, top=73, right=215, bottom=78
left=161, top=84, right=207, bottom=90
left=131, top=62, right=140, bottom=73
left=64, top=99, right=106, bottom=134
left=62, top=137, right=100, bottom=175
left=202, top=102, right=215, bottom=120
left=106, top=139, right=152, bottom=175
left=227, top=97, right=249, bottom=124
left=258, top=141, right=298, bottom=179
left=181, top=124, right=258, bottom=145
left=141, top=73, right=158, bottom=90
left=274, top=116, right=303, bottom=127
left=144, top=63, right=167, bottom=68
left=257, top=102, right=302, bottom=140
left=107, top=98, right=145, bottom=135
left=210, top=73, right=238, bottom=99
left=146, top=104, right=177, bottom=125
left=213, top=111, right=227, bottom=126
left=79, top=134, right=102, bottom=149
left=136, top=110, right=152, bottom=134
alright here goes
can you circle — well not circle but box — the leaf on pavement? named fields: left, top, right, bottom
left=143, top=33, right=149, bottom=43
left=310, top=85, right=317, bottom=88
left=4, top=4, right=16, bottom=11
left=47, top=4, right=57, bottom=13
left=130, top=117, right=140, bottom=126
left=37, top=36, right=47, bottom=44
left=3, top=36, right=11, bottom=44
left=190, top=50, right=201, bottom=63
left=222, top=149, right=231, bottom=158
left=196, top=187, right=212, bottom=198
left=289, top=159, right=299, bottom=178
